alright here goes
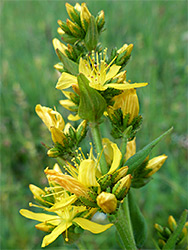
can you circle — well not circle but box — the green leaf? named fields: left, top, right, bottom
left=56, top=49, right=79, bottom=75
left=128, top=190, right=147, bottom=248
left=78, top=73, right=107, bottom=122
left=162, top=210, right=187, bottom=250
left=126, top=127, right=173, bottom=174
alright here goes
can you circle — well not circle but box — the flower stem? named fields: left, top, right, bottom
left=119, top=134, right=128, bottom=168
left=90, top=122, right=108, bottom=175
left=108, top=196, right=137, bottom=250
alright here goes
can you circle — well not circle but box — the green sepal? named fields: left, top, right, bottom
left=126, top=127, right=173, bottom=174
left=78, top=73, right=107, bottom=122
left=162, top=210, right=188, bottom=250
left=56, top=49, right=79, bottom=75
left=84, top=15, right=99, bottom=51
left=128, top=190, right=147, bottom=248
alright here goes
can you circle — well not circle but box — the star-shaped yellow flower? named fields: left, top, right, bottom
left=56, top=49, right=148, bottom=91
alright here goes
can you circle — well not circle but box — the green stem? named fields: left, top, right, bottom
left=119, top=126, right=133, bottom=168
left=109, top=196, right=137, bottom=250
left=90, top=122, right=108, bottom=175
left=119, top=134, right=128, bottom=168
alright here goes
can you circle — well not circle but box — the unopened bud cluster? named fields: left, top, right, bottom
left=155, top=215, right=188, bottom=249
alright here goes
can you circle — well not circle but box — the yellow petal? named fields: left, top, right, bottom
left=68, top=114, right=80, bottom=121
left=89, top=82, right=107, bottom=91
left=106, top=82, right=148, bottom=90
left=73, top=217, right=113, bottom=233
left=108, top=143, right=122, bottom=174
left=48, top=195, right=77, bottom=211
left=53, top=163, right=62, bottom=173
left=79, top=58, right=91, bottom=77
left=41, top=221, right=72, bottom=247
left=102, top=138, right=114, bottom=165
left=59, top=99, right=77, bottom=111
left=125, top=138, right=136, bottom=161
left=56, top=72, right=77, bottom=90
left=105, top=65, right=121, bottom=81
left=19, top=209, right=60, bottom=225
left=78, top=159, right=99, bottom=187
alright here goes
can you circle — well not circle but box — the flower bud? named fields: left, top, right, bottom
left=64, top=123, right=75, bottom=136
left=168, top=215, right=177, bottom=231
left=80, top=3, right=91, bottom=31
left=97, top=192, right=117, bottom=213
left=146, top=154, right=168, bottom=177
left=65, top=3, right=80, bottom=25
left=113, top=166, right=129, bottom=183
left=154, top=223, right=164, bottom=234
left=112, top=174, right=132, bottom=200
left=66, top=19, right=84, bottom=38
left=96, top=10, right=105, bottom=32
left=57, top=27, right=64, bottom=36
left=47, top=148, right=60, bottom=158
left=117, top=43, right=133, bottom=57
left=112, top=89, right=139, bottom=123
left=158, top=239, right=166, bottom=248
left=50, top=126, right=66, bottom=146
left=76, top=120, right=87, bottom=142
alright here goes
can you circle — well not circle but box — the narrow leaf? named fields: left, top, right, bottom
left=163, top=210, right=187, bottom=250
left=78, top=73, right=106, bottom=122
left=126, top=127, right=173, bottom=174
left=128, top=190, right=147, bottom=248
left=56, top=49, right=79, bottom=75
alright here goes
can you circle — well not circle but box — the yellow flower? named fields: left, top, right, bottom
left=112, top=89, right=139, bottom=123
left=46, top=141, right=131, bottom=210
left=20, top=204, right=112, bottom=247
left=56, top=49, right=148, bottom=91
left=20, top=163, right=113, bottom=247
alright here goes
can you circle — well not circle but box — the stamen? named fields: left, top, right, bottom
left=65, top=223, right=69, bottom=242
left=78, top=147, right=85, bottom=160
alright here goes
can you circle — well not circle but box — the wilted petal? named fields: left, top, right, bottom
left=78, top=159, right=99, bottom=187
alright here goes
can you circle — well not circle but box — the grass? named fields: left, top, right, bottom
left=1, top=0, right=187, bottom=249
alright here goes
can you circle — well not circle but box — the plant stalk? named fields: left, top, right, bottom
left=90, top=122, right=108, bottom=175
left=108, top=196, right=137, bottom=250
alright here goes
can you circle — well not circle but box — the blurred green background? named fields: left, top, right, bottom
left=1, top=0, right=187, bottom=249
